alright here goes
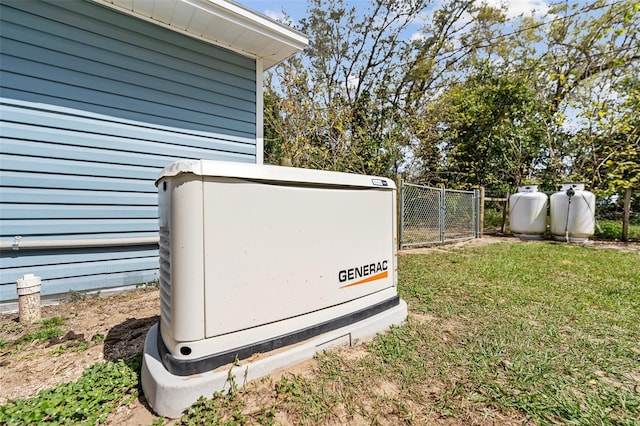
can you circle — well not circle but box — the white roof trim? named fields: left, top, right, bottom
left=91, top=0, right=308, bottom=69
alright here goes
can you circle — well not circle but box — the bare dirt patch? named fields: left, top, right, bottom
left=399, top=236, right=507, bottom=255
left=588, top=240, right=640, bottom=252
left=401, top=235, right=640, bottom=254
left=0, top=289, right=159, bottom=404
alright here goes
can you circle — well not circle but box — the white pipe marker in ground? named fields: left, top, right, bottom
left=16, top=274, right=42, bottom=324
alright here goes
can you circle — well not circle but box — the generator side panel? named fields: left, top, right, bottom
left=201, top=178, right=396, bottom=338
left=158, top=175, right=205, bottom=347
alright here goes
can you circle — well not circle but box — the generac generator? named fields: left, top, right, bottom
left=144, top=160, right=407, bottom=414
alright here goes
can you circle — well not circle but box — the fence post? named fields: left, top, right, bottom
left=622, top=187, right=631, bottom=242
left=439, top=187, right=446, bottom=243
left=478, top=186, right=485, bottom=238
left=472, top=189, right=477, bottom=238
left=396, top=174, right=403, bottom=250
left=500, top=190, right=510, bottom=234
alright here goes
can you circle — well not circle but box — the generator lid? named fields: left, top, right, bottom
left=156, top=160, right=396, bottom=190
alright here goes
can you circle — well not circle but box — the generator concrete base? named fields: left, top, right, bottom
left=141, top=299, right=407, bottom=418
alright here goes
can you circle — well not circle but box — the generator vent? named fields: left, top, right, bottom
left=159, top=227, right=171, bottom=328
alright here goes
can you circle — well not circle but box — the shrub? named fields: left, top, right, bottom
left=595, top=220, right=623, bottom=240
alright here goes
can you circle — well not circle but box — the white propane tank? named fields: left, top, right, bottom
left=550, top=183, right=596, bottom=242
left=509, top=185, right=548, bottom=239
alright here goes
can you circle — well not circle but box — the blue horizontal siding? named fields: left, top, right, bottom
left=1, top=154, right=158, bottom=181
left=2, top=232, right=159, bottom=241
left=34, top=0, right=256, bottom=81
left=1, top=246, right=159, bottom=302
left=1, top=246, right=160, bottom=269
left=0, top=188, right=157, bottom=206
left=2, top=256, right=157, bottom=285
left=1, top=103, right=255, bottom=147
left=0, top=205, right=156, bottom=220
left=0, top=266, right=159, bottom=301
left=0, top=170, right=154, bottom=193
left=1, top=136, right=252, bottom=168
left=1, top=219, right=158, bottom=237
left=0, top=1, right=257, bottom=136
left=1, top=81, right=255, bottom=137
left=0, top=0, right=259, bottom=302
left=1, top=30, right=256, bottom=104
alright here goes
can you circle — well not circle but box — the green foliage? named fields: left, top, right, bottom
left=0, top=358, right=140, bottom=425
left=49, top=340, right=90, bottom=355
left=18, top=317, right=66, bottom=345
left=595, top=220, right=640, bottom=240
left=176, top=366, right=258, bottom=425
left=40, top=317, right=65, bottom=328
left=264, top=0, right=428, bottom=177
left=137, top=279, right=160, bottom=289
left=65, top=289, right=88, bottom=302
left=272, top=371, right=342, bottom=423
left=182, top=394, right=278, bottom=426
left=484, top=205, right=507, bottom=228
left=596, top=220, right=624, bottom=239
left=416, top=61, right=549, bottom=188
left=20, top=327, right=62, bottom=344
left=178, top=394, right=248, bottom=426
left=0, top=316, right=68, bottom=353
left=598, top=77, right=640, bottom=192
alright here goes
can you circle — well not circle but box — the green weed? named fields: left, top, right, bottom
left=138, top=279, right=160, bottom=289
left=484, top=205, right=508, bottom=229
left=178, top=393, right=248, bottom=426
left=18, top=317, right=66, bottom=345
left=65, top=289, right=88, bottom=302
left=49, top=340, right=90, bottom=355
left=40, top=316, right=65, bottom=328
left=20, top=327, right=62, bottom=343
left=0, top=357, right=140, bottom=425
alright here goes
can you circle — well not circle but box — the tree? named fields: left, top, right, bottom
left=407, top=0, right=640, bottom=192
left=533, top=0, right=640, bottom=190
left=264, top=0, right=430, bottom=176
left=414, top=62, right=549, bottom=190
left=265, top=0, right=639, bottom=199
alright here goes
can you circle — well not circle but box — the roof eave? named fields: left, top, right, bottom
left=91, top=0, right=308, bottom=68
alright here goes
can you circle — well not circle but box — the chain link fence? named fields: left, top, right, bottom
left=400, top=182, right=479, bottom=248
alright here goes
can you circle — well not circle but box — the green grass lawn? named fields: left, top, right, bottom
left=2, top=241, right=638, bottom=425
left=396, top=241, right=640, bottom=425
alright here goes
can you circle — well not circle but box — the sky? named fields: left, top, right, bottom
left=237, top=0, right=554, bottom=33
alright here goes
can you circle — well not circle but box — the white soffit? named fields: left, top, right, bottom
left=92, top=0, right=308, bottom=69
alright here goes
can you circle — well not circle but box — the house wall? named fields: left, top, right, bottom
left=0, top=0, right=258, bottom=302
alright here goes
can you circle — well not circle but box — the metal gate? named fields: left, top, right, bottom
left=400, top=182, right=479, bottom=248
